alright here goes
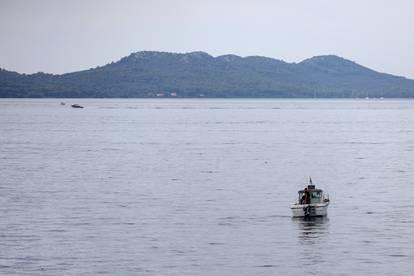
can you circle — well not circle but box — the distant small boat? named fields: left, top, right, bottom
left=60, top=102, right=66, bottom=105
left=71, top=104, right=84, bottom=108
left=291, top=179, right=330, bottom=217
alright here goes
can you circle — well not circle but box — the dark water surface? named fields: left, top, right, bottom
left=1, top=99, right=414, bottom=275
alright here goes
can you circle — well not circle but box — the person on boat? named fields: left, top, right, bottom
left=303, top=187, right=310, bottom=204
left=300, top=191, right=306, bottom=204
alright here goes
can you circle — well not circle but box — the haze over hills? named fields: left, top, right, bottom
left=1, top=51, right=414, bottom=98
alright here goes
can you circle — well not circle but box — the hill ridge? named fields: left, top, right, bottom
left=1, top=51, right=414, bottom=98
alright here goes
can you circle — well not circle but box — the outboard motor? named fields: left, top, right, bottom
left=303, top=205, right=311, bottom=216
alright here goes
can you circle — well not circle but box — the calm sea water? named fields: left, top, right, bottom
left=1, top=99, right=414, bottom=275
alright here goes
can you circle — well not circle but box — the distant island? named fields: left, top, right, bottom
left=1, top=51, right=414, bottom=98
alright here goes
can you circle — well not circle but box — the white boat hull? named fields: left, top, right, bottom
left=290, top=203, right=329, bottom=217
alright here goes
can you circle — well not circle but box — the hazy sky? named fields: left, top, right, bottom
left=1, top=0, right=413, bottom=78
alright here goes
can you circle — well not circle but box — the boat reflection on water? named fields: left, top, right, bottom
left=292, top=216, right=330, bottom=267
left=293, top=216, right=329, bottom=241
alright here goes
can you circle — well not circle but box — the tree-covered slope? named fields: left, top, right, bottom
left=1, top=51, right=414, bottom=98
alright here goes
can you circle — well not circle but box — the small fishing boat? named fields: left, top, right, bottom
left=71, top=104, right=84, bottom=108
left=291, top=179, right=329, bottom=217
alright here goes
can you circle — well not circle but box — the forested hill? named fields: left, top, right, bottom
left=1, top=51, right=414, bottom=98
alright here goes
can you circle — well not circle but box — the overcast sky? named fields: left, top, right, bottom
left=1, top=0, right=413, bottom=78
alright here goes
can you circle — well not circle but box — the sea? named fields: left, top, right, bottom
left=1, top=99, right=413, bottom=275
